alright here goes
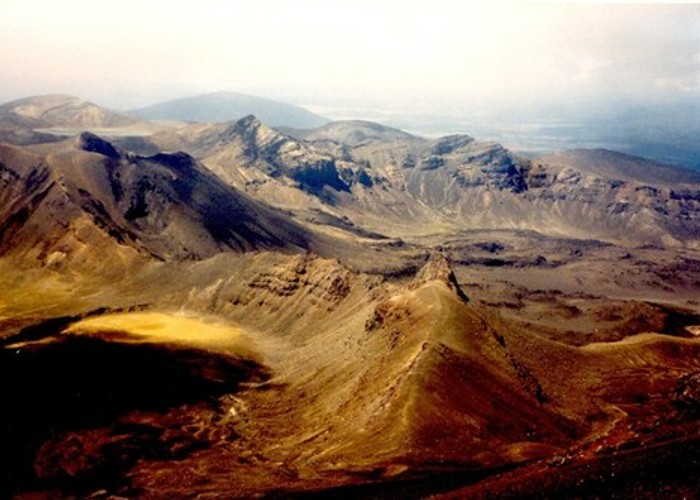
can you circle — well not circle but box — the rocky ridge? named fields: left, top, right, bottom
left=130, top=116, right=700, bottom=246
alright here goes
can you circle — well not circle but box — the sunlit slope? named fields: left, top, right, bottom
left=64, top=312, right=249, bottom=352
left=132, top=116, right=700, bottom=246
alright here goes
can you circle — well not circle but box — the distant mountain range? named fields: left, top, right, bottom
left=1, top=94, right=698, bottom=253
left=0, top=94, right=146, bottom=145
left=0, top=94, right=138, bottom=129
left=388, top=98, right=700, bottom=171
left=0, top=92, right=330, bottom=144
left=131, top=115, right=700, bottom=247
left=2, top=93, right=700, bottom=498
left=131, top=91, right=329, bottom=129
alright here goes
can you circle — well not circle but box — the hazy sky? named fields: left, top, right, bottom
left=0, top=1, right=698, bottom=112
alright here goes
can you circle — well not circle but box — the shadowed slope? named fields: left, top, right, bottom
left=0, top=134, right=316, bottom=272
left=1, top=244, right=699, bottom=497
left=136, top=117, right=700, bottom=246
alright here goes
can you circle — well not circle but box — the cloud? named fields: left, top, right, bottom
left=0, top=1, right=698, bottom=109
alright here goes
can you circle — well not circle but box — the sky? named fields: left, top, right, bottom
left=0, top=1, right=698, bottom=113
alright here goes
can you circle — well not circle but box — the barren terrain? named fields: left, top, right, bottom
left=1, top=96, right=699, bottom=498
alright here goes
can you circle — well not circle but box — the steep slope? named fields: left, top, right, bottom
left=158, top=255, right=577, bottom=467
left=307, top=255, right=576, bottom=467
left=140, top=117, right=700, bottom=246
left=18, top=252, right=693, bottom=497
left=69, top=253, right=577, bottom=495
left=4, top=96, right=697, bottom=247
left=2, top=96, right=700, bottom=498
left=525, top=155, right=700, bottom=244
left=303, top=124, right=699, bottom=245
left=204, top=254, right=700, bottom=492
left=0, top=133, right=316, bottom=274
left=146, top=118, right=450, bottom=233
left=132, top=91, right=329, bottom=129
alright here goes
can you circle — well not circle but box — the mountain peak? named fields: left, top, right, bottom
left=74, top=132, right=120, bottom=159
left=236, top=114, right=262, bottom=127
left=412, top=253, right=469, bottom=303
left=299, top=119, right=423, bottom=146
left=132, top=92, right=329, bottom=129
left=221, top=114, right=282, bottom=145
left=0, top=94, right=138, bottom=129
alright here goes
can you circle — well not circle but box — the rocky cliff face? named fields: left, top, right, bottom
left=3, top=95, right=697, bottom=248
left=141, top=117, right=700, bottom=246
left=2, top=103, right=700, bottom=499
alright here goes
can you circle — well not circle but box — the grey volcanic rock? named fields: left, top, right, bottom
left=3, top=98, right=700, bottom=500
left=430, top=134, right=475, bottom=155
left=138, top=116, right=700, bottom=246
left=133, top=91, right=329, bottom=129
left=150, top=116, right=353, bottom=197
left=75, top=132, right=120, bottom=159
left=287, top=159, right=349, bottom=194
left=0, top=134, right=318, bottom=271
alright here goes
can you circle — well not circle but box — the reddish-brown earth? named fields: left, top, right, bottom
left=1, top=99, right=699, bottom=498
